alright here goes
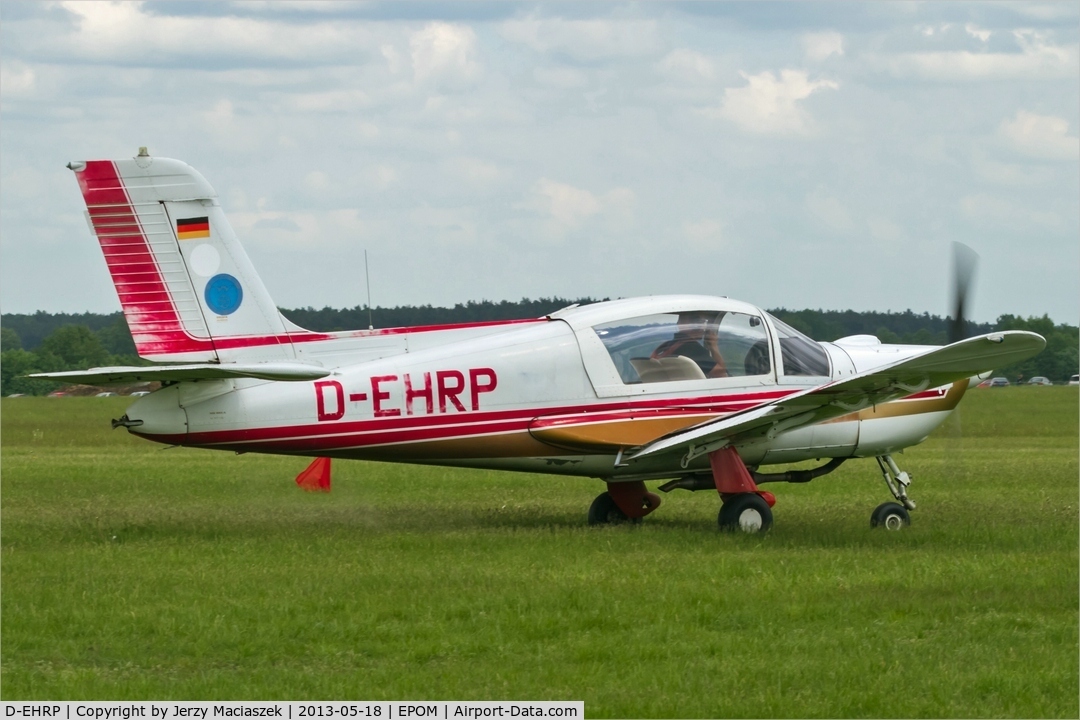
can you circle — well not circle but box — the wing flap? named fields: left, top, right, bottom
left=29, top=362, right=331, bottom=384
left=629, top=330, right=1045, bottom=463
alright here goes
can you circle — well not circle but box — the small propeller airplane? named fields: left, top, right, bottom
left=33, top=150, right=1046, bottom=532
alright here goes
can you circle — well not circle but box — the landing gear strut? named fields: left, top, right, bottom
left=872, top=454, right=914, bottom=530
left=588, top=481, right=661, bottom=525
left=710, top=447, right=775, bottom=534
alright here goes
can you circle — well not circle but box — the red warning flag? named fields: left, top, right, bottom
left=295, top=456, right=332, bottom=492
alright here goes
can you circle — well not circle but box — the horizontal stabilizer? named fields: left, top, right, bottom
left=29, top=362, right=331, bottom=384
left=630, top=330, right=1045, bottom=463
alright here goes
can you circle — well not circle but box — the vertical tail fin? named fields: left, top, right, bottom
left=70, top=151, right=308, bottom=363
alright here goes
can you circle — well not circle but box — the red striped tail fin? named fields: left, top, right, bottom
left=69, top=151, right=323, bottom=363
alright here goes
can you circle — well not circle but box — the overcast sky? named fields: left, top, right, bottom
left=2, top=1, right=1077, bottom=325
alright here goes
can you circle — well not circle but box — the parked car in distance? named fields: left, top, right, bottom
left=6, top=393, right=26, bottom=398
left=1069, top=374, right=1079, bottom=386
left=129, top=390, right=150, bottom=397
left=1027, top=376, right=1053, bottom=386
left=95, top=391, right=117, bottom=397
left=979, top=377, right=1010, bottom=388
left=46, top=391, right=67, bottom=397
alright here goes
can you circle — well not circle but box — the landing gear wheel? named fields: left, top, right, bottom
left=588, top=492, right=637, bottom=526
left=871, top=502, right=911, bottom=530
left=718, top=494, right=773, bottom=533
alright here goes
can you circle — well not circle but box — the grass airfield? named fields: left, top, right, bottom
left=1, top=388, right=1077, bottom=716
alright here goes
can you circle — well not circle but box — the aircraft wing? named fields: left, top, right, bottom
left=28, top=362, right=331, bottom=384
left=629, top=330, right=1045, bottom=464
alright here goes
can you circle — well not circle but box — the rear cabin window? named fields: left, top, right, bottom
left=767, top=314, right=830, bottom=377
left=593, top=311, right=772, bottom=384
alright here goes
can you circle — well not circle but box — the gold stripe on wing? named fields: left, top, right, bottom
left=345, top=431, right=561, bottom=461
left=851, top=379, right=970, bottom=421
left=529, top=414, right=718, bottom=452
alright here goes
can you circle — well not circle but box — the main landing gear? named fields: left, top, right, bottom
left=588, top=480, right=662, bottom=525
left=871, top=454, right=914, bottom=530
left=590, top=450, right=918, bottom=532
left=592, top=447, right=778, bottom=533
left=717, top=492, right=773, bottom=533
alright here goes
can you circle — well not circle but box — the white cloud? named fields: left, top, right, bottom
left=657, top=49, right=715, bottom=82
left=48, top=1, right=380, bottom=66
left=708, top=69, right=838, bottom=135
left=805, top=189, right=854, bottom=232
left=532, top=65, right=590, bottom=89
left=803, top=32, right=844, bottom=62
left=998, top=110, right=1080, bottom=161
left=373, top=165, right=398, bottom=189
left=499, top=17, right=659, bottom=61
left=410, top=205, right=478, bottom=247
left=381, top=44, right=404, bottom=74
left=233, top=208, right=373, bottom=254
left=233, top=210, right=320, bottom=249
left=0, top=61, right=36, bottom=95
left=965, top=24, right=992, bottom=42
left=285, top=89, right=371, bottom=113
left=230, top=1, right=347, bottom=13
left=682, top=219, right=724, bottom=249
left=881, top=30, right=1077, bottom=80
left=304, top=171, right=330, bottom=192
left=529, top=179, right=602, bottom=226
left=971, top=155, right=1054, bottom=187
left=448, top=157, right=501, bottom=185
left=202, top=99, right=238, bottom=137
left=960, top=193, right=1065, bottom=232
left=1003, top=2, right=1080, bottom=22
left=523, top=179, right=636, bottom=242
left=410, top=22, right=481, bottom=86
left=866, top=216, right=905, bottom=244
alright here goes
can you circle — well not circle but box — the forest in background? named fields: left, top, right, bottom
left=2, top=299, right=1076, bottom=396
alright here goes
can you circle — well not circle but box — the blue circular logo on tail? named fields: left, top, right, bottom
left=205, top=273, right=243, bottom=315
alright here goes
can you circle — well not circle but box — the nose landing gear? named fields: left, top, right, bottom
left=872, top=454, right=914, bottom=529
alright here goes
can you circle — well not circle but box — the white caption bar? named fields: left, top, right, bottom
left=1, top=702, right=583, bottom=720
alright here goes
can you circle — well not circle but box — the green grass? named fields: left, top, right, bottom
left=2, top=388, right=1077, bottom=716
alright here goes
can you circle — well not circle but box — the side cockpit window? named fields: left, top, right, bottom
left=594, top=311, right=772, bottom=384
left=767, top=314, right=830, bottom=377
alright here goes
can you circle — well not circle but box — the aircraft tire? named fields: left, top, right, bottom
left=588, top=492, right=633, bottom=525
left=718, top=493, right=773, bottom=533
left=871, top=502, right=910, bottom=530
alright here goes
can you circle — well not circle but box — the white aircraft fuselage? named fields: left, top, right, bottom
left=127, top=295, right=961, bottom=482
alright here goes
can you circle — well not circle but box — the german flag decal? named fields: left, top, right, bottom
left=177, top=216, right=210, bottom=240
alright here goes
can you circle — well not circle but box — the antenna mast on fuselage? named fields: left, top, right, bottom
left=365, top=249, right=374, bottom=330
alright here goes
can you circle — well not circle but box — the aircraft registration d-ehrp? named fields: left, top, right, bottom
left=35, top=150, right=1046, bottom=532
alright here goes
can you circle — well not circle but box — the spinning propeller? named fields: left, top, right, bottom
left=949, top=241, right=979, bottom=344
left=946, top=241, right=980, bottom=480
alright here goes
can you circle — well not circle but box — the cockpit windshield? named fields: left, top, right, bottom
left=766, top=313, right=830, bottom=377
left=593, top=311, right=772, bottom=384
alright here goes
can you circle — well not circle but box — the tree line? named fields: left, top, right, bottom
left=2, top=300, right=1076, bottom=396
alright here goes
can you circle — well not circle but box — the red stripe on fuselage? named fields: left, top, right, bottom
left=135, top=389, right=795, bottom=450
